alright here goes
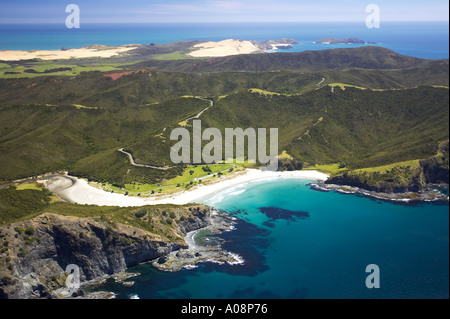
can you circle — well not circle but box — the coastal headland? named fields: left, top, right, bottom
left=0, top=37, right=448, bottom=299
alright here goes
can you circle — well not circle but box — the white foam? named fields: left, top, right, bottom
left=228, top=189, right=246, bottom=196
left=183, top=265, right=198, bottom=270
left=227, top=252, right=245, bottom=265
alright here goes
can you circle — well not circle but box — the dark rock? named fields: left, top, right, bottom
left=177, top=211, right=211, bottom=236
left=325, top=141, right=449, bottom=194
left=420, top=141, right=449, bottom=184
left=72, top=289, right=84, bottom=297
left=0, top=210, right=211, bottom=299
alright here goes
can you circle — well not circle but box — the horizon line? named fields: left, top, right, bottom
left=0, top=20, right=448, bottom=25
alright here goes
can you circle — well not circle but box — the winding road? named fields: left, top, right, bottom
left=118, top=148, right=173, bottom=170
left=119, top=96, right=216, bottom=170
left=183, top=97, right=214, bottom=122
left=316, top=77, right=325, bottom=87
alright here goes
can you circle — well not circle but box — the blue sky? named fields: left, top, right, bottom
left=0, top=0, right=448, bottom=23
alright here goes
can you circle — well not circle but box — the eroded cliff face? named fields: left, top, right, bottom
left=421, top=140, right=449, bottom=185
left=0, top=210, right=211, bottom=299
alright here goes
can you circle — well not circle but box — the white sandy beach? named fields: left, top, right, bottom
left=44, top=169, right=329, bottom=207
left=0, top=45, right=137, bottom=61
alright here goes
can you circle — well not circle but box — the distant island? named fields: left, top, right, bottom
left=316, top=37, right=376, bottom=44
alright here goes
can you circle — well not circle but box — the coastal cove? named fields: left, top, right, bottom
left=41, top=169, right=330, bottom=207
left=0, top=15, right=448, bottom=301
left=31, top=168, right=445, bottom=298
left=91, top=177, right=449, bottom=299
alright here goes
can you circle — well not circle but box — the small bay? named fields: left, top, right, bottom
left=95, top=178, right=449, bottom=299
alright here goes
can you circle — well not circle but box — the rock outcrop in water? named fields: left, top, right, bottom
left=0, top=209, right=212, bottom=299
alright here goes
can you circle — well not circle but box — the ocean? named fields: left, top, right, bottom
left=0, top=21, right=448, bottom=59
left=94, top=179, right=449, bottom=299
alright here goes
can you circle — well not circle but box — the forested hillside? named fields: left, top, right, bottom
left=0, top=47, right=448, bottom=188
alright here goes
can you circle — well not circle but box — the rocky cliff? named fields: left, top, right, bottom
left=325, top=141, right=449, bottom=194
left=420, top=140, right=449, bottom=184
left=0, top=207, right=212, bottom=299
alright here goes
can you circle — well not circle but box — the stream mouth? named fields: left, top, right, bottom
left=45, top=175, right=76, bottom=192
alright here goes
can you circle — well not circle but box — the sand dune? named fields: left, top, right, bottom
left=0, top=45, right=137, bottom=61
left=188, top=39, right=262, bottom=57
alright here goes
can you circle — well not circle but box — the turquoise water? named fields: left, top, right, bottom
left=0, top=22, right=448, bottom=59
left=97, top=178, right=449, bottom=299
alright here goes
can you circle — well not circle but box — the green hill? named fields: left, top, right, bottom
left=135, top=46, right=448, bottom=73
left=0, top=47, right=448, bottom=189
left=199, top=86, right=449, bottom=168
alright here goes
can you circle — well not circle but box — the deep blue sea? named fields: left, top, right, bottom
left=95, top=179, right=449, bottom=299
left=0, top=22, right=448, bottom=59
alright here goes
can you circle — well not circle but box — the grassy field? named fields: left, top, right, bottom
left=94, top=164, right=237, bottom=196
left=249, top=88, right=283, bottom=96
left=164, top=164, right=234, bottom=185
left=0, top=60, right=144, bottom=78
left=153, top=52, right=190, bottom=60
left=352, top=159, right=420, bottom=174
left=14, top=183, right=43, bottom=191
left=337, top=159, right=425, bottom=189
left=278, top=150, right=294, bottom=160
left=327, top=83, right=368, bottom=91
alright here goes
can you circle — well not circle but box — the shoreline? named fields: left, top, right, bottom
left=41, top=169, right=329, bottom=207
left=310, top=182, right=449, bottom=203
left=152, top=210, right=242, bottom=272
